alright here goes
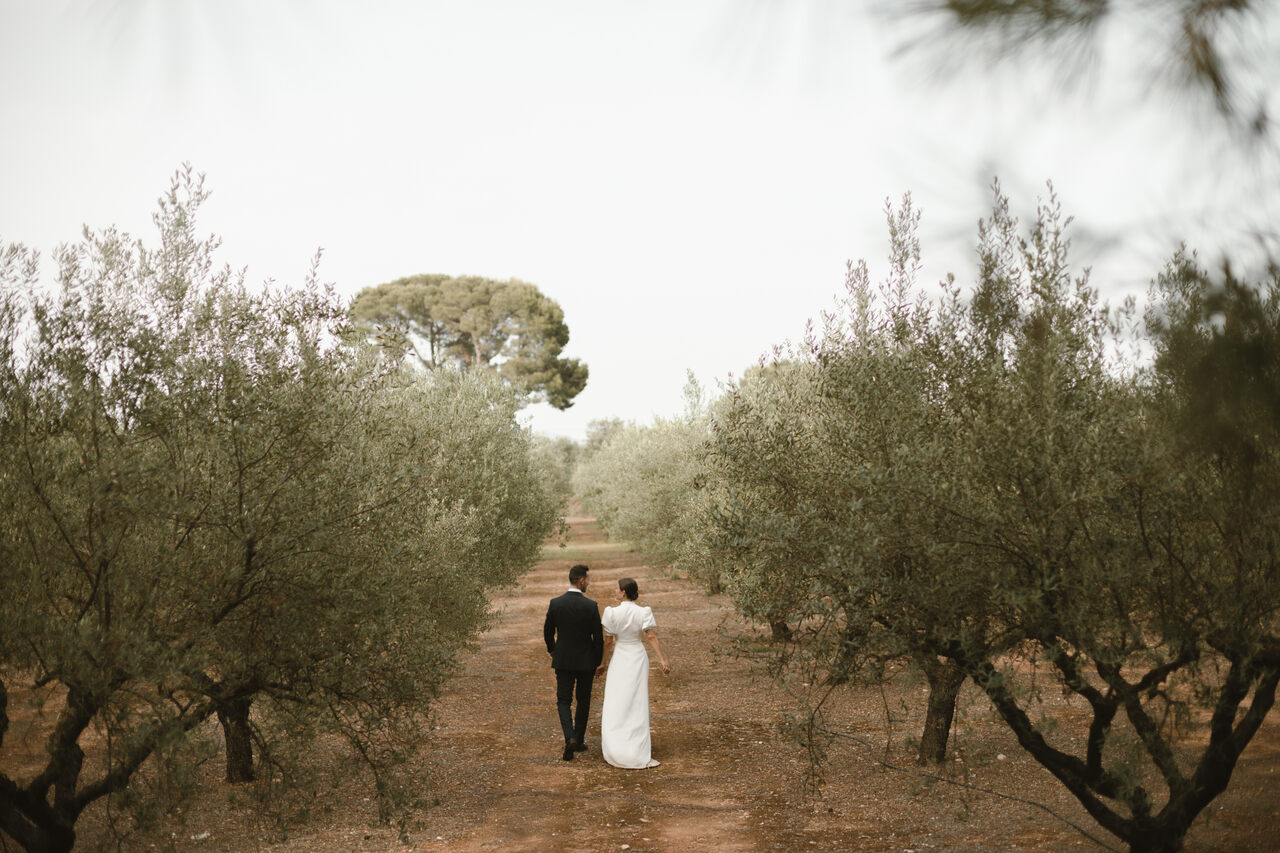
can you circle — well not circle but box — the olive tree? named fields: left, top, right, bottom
left=573, top=425, right=704, bottom=572
left=905, top=190, right=1280, bottom=853
left=573, top=377, right=709, bottom=574
left=694, top=184, right=1280, bottom=851
left=689, top=202, right=973, bottom=760
left=529, top=434, right=580, bottom=512
left=0, top=168, right=558, bottom=852
left=688, top=359, right=835, bottom=635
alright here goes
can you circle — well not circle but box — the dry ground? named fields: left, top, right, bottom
left=16, top=515, right=1280, bottom=852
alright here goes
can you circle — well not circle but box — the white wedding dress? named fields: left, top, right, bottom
left=600, top=600, right=660, bottom=769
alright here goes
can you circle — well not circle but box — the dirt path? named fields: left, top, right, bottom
left=407, top=516, right=807, bottom=852
left=66, top=514, right=1280, bottom=851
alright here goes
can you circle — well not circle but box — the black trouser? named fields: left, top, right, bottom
left=555, top=667, right=595, bottom=745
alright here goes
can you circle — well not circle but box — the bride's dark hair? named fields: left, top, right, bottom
left=618, top=577, right=639, bottom=601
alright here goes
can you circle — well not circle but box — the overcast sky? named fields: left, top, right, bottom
left=3, top=0, right=1276, bottom=439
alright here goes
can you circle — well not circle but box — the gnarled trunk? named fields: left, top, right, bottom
left=918, top=656, right=965, bottom=765
left=216, top=696, right=255, bottom=783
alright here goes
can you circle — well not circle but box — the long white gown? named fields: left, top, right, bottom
left=600, top=600, right=660, bottom=769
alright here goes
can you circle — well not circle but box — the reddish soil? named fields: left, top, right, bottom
left=12, top=515, right=1280, bottom=851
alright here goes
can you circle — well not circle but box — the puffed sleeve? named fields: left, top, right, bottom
left=641, top=606, right=657, bottom=631
left=602, top=605, right=618, bottom=636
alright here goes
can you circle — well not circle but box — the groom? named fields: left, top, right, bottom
left=543, top=564, right=604, bottom=761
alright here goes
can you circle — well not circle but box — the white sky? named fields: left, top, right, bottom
left=2, top=0, right=1276, bottom=439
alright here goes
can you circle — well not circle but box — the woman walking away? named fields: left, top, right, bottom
left=600, top=577, right=671, bottom=769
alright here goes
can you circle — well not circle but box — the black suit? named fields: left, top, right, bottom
left=544, top=588, right=604, bottom=746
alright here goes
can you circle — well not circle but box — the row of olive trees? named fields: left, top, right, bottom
left=576, top=188, right=1280, bottom=853
left=572, top=377, right=711, bottom=583
left=0, top=168, right=560, bottom=853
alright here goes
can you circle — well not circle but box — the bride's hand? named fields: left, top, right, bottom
left=660, top=659, right=671, bottom=676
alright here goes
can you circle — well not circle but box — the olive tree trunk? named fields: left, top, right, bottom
left=216, top=696, right=255, bottom=783
left=918, top=656, right=966, bottom=765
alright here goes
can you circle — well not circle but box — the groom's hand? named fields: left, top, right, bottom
left=595, top=665, right=605, bottom=676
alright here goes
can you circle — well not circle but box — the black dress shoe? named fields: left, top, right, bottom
left=562, top=744, right=575, bottom=761
left=572, top=740, right=588, bottom=752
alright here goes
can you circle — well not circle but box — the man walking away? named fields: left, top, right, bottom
left=543, top=564, right=604, bottom=760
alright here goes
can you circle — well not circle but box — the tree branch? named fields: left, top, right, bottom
left=72, top=697, right=218, bottom=816
left=963, top=657, right=1134, bottom=842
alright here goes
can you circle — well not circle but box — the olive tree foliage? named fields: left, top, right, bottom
left=350, top=274, right=589, bottom=409
left=895, top=0, right=1278, bottom=136
left=582, top=417, right=627, bottom=456
left=683, top=359, right=833, bottom=629
left=572, top=376, right=709, bottom=574
left=529, top=434, right=580, bottom=512
left=691, top=185, right=1280, bottom=852
left=685, top=203, right=974, bottom=760
left=920, top=196, right=1280, bottom=853
left=0, top=169, right=559, bottom=853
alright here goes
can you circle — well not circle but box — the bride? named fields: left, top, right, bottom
left=599, top=577, right=671, bottom=769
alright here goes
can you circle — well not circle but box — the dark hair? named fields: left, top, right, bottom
left=569, top=564, right=590, bottom=585
left=618, top=577, right=638, bottom=601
